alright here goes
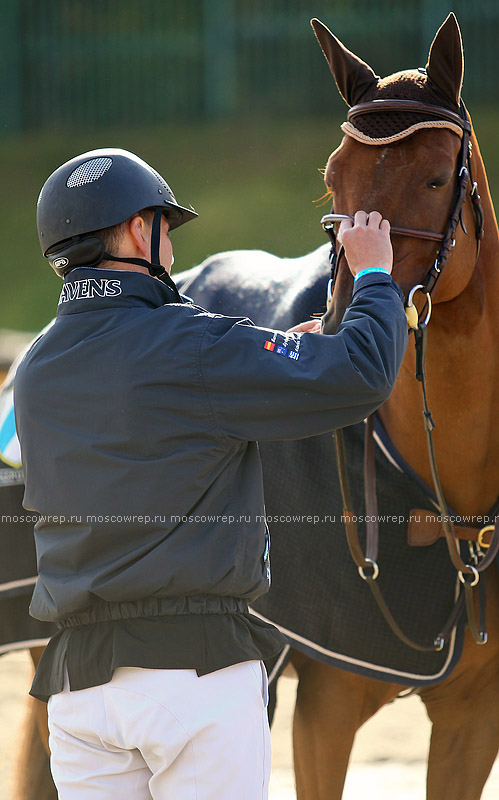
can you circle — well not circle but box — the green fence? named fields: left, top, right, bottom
left=1, top=0, right=498, bottom=132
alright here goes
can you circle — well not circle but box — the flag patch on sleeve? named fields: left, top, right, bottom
left=263, top=336, right=300, bottom=362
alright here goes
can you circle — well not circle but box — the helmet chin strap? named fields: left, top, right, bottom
left=104, top=208, right=184, bottom=303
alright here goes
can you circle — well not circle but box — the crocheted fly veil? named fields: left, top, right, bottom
left=311, top=13, right=465, bottom=145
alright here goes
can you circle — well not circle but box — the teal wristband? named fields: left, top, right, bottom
left=354, top=267, right=390, bottom=282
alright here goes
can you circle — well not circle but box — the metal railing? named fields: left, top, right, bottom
left=0, top=0, right=497, bottom=133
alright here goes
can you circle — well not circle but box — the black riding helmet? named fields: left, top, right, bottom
left=36, top=148, right=198, bottom=296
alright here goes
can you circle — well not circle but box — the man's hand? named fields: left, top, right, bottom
left=287, top=320, right=321, bottom=334
left=339, top=210, right=393, bottom=278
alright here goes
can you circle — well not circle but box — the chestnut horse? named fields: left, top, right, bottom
left=178, top=13, right=498, bottom=799
left=10, top=12, right=499, bottom=800
left=287, top=14, right=499, bottom=800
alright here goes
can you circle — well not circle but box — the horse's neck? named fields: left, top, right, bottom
left=379, top=150, right=499, bottom=518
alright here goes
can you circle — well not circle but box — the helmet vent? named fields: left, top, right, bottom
left=66, top=157, right=113, bottom=188
left=151, top=168, right=175, bottom=200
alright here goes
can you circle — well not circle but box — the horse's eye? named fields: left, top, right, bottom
left=426, top=176, right=449, bottom=189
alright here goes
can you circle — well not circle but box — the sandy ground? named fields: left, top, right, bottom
left=0, top=649, right=498, bottom=799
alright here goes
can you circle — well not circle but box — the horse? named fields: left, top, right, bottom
left=175, top=13, right=499, bottom=799
left=0, top=343, right=56, bottom=797
left=0, top=345, right=57, bottom=798
left=7, top=12, right=499, bottom=800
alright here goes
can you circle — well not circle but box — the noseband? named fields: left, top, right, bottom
left=321, top=98, right=484, bottom=310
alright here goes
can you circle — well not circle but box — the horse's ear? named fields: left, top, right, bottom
left=311, top=18, right=378, bottom=107
left=425, top=13, right=464, bottom=109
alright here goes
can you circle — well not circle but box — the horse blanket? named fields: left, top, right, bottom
left=177, top=245, right=497, bottom=686
left=253, top=420, right=468, bottom=686
left=0, top=468, right=55, bottom=654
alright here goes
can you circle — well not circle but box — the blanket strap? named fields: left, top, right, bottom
left=407, top=512, right=494, bottom=547
left=334, top=421, right=459, bottom=651
left=335, top=320, right=498, bottom=649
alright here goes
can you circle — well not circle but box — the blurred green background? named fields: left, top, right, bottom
left=1, top=0, right=497, bottom=332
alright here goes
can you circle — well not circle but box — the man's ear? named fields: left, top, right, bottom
left=127, top=214, right=150, bottom=257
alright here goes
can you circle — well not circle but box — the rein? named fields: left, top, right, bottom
left=323, top=98, right=497, bottom=651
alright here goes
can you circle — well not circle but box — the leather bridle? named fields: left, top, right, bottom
left=321, top=98, right=497, bottom=651
left=321, top=98, right=484, bottom=307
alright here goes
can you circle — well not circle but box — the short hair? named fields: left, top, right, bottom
left=94, top=219, right=128, bottom=256
left=92, top=208, right=155, bottom=264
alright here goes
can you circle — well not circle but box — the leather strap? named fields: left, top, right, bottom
left=348, top=100, right=471, bottom=133
left=390, top=226, right=444, bottom=242
left=363, top=415, right=379, bottom=563
left=407, top=511, right=495, bottom=547
left=333, top=421, right=464, bottom=652
left=413, top=324, right=499, bottom=574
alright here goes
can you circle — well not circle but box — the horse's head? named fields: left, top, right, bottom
left=313, top=14, right=483, bottom=329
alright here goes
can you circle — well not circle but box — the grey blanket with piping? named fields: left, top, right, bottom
left=0, top=470, right=55, bottom=654
left=253, top=422, right=466, bottom=685
left=176, top=247, right=487, bottom=686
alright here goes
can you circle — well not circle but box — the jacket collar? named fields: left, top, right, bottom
left=57, top=268, right=180, bottom=316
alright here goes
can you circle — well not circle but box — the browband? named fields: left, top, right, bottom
left=347, top=99, right=471, bottom=134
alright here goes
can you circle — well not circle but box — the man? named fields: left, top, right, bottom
left=14, top=147, right=407, bottom=799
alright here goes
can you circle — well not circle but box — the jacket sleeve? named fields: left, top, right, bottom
left=199, top=272, right=408, bottom=441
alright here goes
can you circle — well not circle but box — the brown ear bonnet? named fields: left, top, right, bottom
left=311, top=13, right=465, bottom=145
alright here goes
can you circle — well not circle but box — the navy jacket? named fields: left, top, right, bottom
left=14, top=267, right=407, bottom=624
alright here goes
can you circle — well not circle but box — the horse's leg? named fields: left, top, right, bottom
left=14, top=647, right=56, bottom=800
left=291, top=650, right=402, bottom=799
left=421, top=569, right=499, bottom=800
